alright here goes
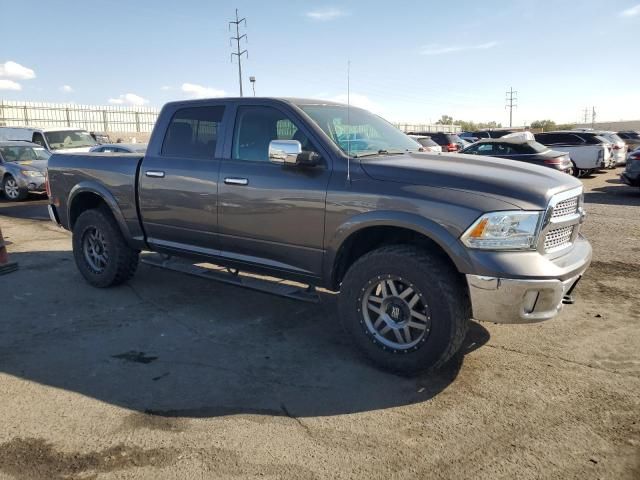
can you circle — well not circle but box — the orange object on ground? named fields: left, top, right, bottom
left=0, top=226, right=18, bottom=275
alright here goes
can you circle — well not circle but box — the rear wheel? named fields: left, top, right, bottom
left=2, top=175, right=27, bottom=201
left=570, top=161, right=579, bottom=177
left=72, top=207, right=139, bottom=287
left=338, top=245, right=470, bottom=375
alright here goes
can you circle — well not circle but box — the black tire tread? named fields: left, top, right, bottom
left=339, top=244, right=470, bottom=375
left=73, top=206, right=139, bottom=287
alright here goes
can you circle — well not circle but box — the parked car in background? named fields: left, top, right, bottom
left=408, top=132, right=465, bottom=152
left=460, top=138, right=572, bottom=175
left=617, top=131, right=640, bottom=153
left=598, top=132, right=627, bottom=167
left=90, top=143, right=148, bottom=153
left=621, top=148, right=640, bottom=191
left=90, top=132, right=112, bottom=144
left=47, top=97, right=591, bottom=375
left=573, top=129, right=626, bottom=167
left=407, top=135, right=442, bottom=153
left=534, top=131, right=610, bottom=177
left=0, top=126, right=97, bottom=153
left=472, top=129, right=516, bottom=140
left=0, top=141, right=50, bottom=201
left=458, top=132, right=478, bottom=143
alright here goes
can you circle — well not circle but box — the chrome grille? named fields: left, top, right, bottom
left=552, top=196, right=579, bottom=218
left=544, top=226, right=574, bottom=251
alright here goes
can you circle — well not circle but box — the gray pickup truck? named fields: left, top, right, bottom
left=47, top=98, right=592, bottom=374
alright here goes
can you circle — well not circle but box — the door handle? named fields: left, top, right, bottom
left=145, top=170, right=165, bottom=178
left=224, top=177, right=249, bottom=186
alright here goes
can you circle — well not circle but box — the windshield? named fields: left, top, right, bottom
left=45, top=130, right=97, bottom=150
left=299, top=105, right=420, bottom=157
left=0, top=145, right=51, bottom=162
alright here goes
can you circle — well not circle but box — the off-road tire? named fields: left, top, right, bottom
left=72, top=207, right=139, bottom=287
left=338, top=245, right=470, bottom=376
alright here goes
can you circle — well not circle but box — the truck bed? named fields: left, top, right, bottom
left=47, top=152, right=145, bottom=242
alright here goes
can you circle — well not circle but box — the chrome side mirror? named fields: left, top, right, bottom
left=269, top=140, right=302, bottom=165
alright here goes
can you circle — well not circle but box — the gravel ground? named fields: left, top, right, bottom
left=0, top=169, right=638, bottom=480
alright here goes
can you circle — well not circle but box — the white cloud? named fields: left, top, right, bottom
left=0, top=60, right=36, bottom=80
left=108, top=93, right=149, bottom=106
left=420, top=41, right=498, bottom=56
left=619, top=4, right=640, bottom=16
left=181, top=83, right=226, bottom=98
left=306, top=7, right=347, bottom=21
left=60, top=85, right=73, bottom=93
left=160, top=85, right=172, bottom=91
left=0, top=79, right=22, bottom=91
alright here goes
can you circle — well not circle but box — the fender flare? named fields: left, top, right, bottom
left=67, top=181, right=135, bottom=245
left=323, top=210, right=474, bottom=287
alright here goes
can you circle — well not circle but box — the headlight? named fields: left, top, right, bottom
left=21, top=170, right=43, bottom=177
left=461, top=211, right=542, bottom=250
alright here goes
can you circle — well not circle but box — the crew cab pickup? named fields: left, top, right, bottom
left=47, top=98, right=592, bottom=374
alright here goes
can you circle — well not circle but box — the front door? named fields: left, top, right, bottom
left=217, top=104, right=331, bottom=279
left=138, top=104, right=227, bottom=255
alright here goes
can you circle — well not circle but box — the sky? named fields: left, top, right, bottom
left=1, top=0, right=639, bottom=125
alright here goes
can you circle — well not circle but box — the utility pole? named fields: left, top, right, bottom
left=249, top=76, right=256, bottom=96
left=505, top=87, right=517, bottom=127
left=229, top=9, right=247, bottom=97
left=582, top=107, right=589, bottom=125
left=591, top=106, right=596, bottom=128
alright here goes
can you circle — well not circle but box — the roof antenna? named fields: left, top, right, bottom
left=347, top=59, right=351, bottom=183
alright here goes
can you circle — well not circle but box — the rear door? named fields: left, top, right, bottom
left=216, top=102, right=332, bottom=279
left=138, top=104, right=229, bottom=255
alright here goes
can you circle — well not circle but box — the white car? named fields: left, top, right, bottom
left=572, top=129, right=627, bottom=167
left=534, top=131, right=610, bottom=177
left=0, top=126, right=97, bottom=153
left=408, top=135, right=442, bottom=153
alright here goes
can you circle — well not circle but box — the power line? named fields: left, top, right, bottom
left=229, top=9, right=248, bottom=97
left=505, top=87, right=517, bottom=127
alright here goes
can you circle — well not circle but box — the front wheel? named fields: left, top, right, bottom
left=2, top=175, right=27, bottom=201
left=72, top=207, right=139, bottom=287
left=338, top=245, right=470, bottom=375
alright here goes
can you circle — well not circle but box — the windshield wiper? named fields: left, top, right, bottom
left=355, top=149, right=406, bottom=158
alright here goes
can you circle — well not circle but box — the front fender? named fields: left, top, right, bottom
left=323, top=210, right=475, bottom=287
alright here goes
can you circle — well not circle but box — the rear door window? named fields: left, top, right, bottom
left=162, top=106, right=225, bottom=158
left=476, top=144, right=494, bottom=155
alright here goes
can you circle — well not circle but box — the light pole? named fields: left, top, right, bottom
left=249, top=76, right=256, bottom=96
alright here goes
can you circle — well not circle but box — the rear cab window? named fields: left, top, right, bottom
left=162, top=106, right=225, bottom=158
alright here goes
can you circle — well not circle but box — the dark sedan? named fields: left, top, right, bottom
left=460, top=138, right=573, bottom=174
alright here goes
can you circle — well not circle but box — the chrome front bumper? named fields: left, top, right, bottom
left=466, top=270, right=587, bottom=324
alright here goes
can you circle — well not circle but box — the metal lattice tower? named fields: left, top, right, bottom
left=229, top=9, right=248, bottom=97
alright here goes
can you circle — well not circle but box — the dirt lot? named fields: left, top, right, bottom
left=0, top=169, right=638, bottom=480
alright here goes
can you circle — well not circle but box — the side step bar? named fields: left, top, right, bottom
left=140, top=253, right=320, bottom=303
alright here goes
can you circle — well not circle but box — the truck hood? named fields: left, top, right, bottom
left=359, top=152, right=582, bottom=210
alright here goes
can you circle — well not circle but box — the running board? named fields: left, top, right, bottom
left=140, top=253, right=320, bottom=303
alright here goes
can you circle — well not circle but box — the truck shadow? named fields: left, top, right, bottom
left=583, top=184, right=640, bottom=206
left=1, top=250, right=489, bottom=419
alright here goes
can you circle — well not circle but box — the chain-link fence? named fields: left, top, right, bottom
left=1, top=100, right=460, bottom=136
left=0, top=100, right=160, bottom=133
